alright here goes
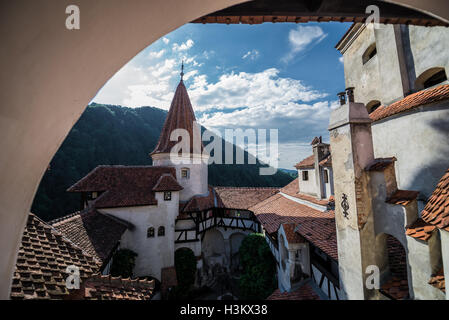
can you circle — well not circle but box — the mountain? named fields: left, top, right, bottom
left=32, top=103, right=293, bottom=221
left=279, top=168, right=298, bottom=179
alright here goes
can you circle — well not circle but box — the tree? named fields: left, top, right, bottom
left=168, top=248, right=197, bottom=300
left=238, top=233, right=277, bottom=299
left=110, top=248, right=138, bottom=278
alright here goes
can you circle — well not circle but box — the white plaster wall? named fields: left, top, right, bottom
left=406, top=235, right=446, bottom=299
left=441, top=230, right=449, bottom=300
left=98, top=191, right=179, bottom=280
left=1, top=0, right=448, bottom=301
left=298, top=168, right=317, bottom=196
left=152, top=154, right=208, bottom=201
left=323, top=168, right=334, bottom=199
left=372, top=104, right=449, bottom=201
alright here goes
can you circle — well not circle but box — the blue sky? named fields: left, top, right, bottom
left=93, top=22, right=351, bottom=169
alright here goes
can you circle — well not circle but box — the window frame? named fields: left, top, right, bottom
left=302, top=170, right=309, bottom=181
left=158, top=226, right=165, bottom=237
left=164, top=191, right=172, bottom=201
left=181, top=168, right=190, bottom=179
left=147, top=227, right=155, bottom=238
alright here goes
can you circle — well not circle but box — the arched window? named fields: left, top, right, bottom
left=366, top=100, right=381, bottom=114
left=362, top=43, right=377, bottom=65
left=181, top=168, right=190, bottom=179
left=147, top=227, right=154, bottom=238
left=415, top=67, right=447, bottom=90
left=158, top=226, right=165, bottom=237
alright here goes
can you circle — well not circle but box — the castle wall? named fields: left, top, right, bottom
left=371, top=103, right=449, bottom=202
left=98, top=191, right=180, bottom=281
left=297, top=168, right=317, bottom=196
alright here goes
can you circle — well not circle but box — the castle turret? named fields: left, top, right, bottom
left=151, top=64, right=208, bottom=201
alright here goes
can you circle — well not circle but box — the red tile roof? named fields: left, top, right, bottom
left=51, top=209, right=130, bottom=264
left=181, top=186, right=225, bottom=213
left=380, top=277, right=410, bottom=300
left=11, top=214, right=101, bottom=300
left=68, top=166, right=181, bottom=208
left=250, top=193, right=337, bottom=261
left=282, top=223, right=305, bottom=244
left=267, top=282, right=321, bottom=300
left=319, top=154, right=332, bottom=167
left=153, top=173, right=183, bottom=192
left=280, top=178, right=330, bottom=206
left=370, top=84, right=449, bottom=122
left=151, top=80, right=204, bottom=155
left=78, top=274, right=155, bottom=300
left=214, top=187, right=279, bottom=210
left=422, top=167, right=449, bottom=231
left=295, top=154, right=314, bottom=169
left=429, top=268, right=445, bottom=293
left=386, top=190, right=419, bottom=206
left=405, top=218, right=436, bottom=241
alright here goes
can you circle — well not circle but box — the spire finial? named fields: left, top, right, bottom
left=180, top=60, right=184, bottom=81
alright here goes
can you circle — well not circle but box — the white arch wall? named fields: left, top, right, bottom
left=1, top=0, right=448, bottom=300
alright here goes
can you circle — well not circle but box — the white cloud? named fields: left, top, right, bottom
left=172, top=39, right=194, bottom=51
left=282, top=26, right=327, bottom=63
left=148, top=49, right=165, bottom=59
left=162, top=37, right=170, bottom=44
left=339, top=56, right=344, bottom=64
left=242, top=49, right=260, bottom=60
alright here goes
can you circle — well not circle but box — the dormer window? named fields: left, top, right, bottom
left=181, top=168, right=190, bottom=179
left=302, top=171, right=309, bottom=181
left=366, top=100, right=381, bottom=114
left=362, top=43, right=377, bottom=65
left=158, top=226, right=165, bottom=237
left=415, top=67, right=448, bottom=90
left=164, top=191, right=172, bottom=201
left=147, top=227, right=155, bottom=238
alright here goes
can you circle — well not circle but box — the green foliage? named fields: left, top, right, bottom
left=168, top=248, right=197, bottom=300
left=110, top=248, right=138, bottom=278
left=238, top=233, right=277, bottom=300
left=32, top=103, right=293, bottom=221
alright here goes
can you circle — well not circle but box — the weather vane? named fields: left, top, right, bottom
left=180, top=60, right=184, bottom=81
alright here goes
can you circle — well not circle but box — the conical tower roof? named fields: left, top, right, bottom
left=151, top=79, right=203, bottom=156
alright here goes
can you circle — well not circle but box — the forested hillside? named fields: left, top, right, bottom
left=32, top=103, right=293, bottom=221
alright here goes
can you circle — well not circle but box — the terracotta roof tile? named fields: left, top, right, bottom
left=280, top=178, right=330, bottom=206
left=152, top=173, right=183, bottom=192
left=380, top=277, right=410, bottom=300
left=422, top=167, right=449, bottom=231
left=181, top=186, right=225, bottom=213
left=386, top=190, right=419, bottom=206
left=51, top=209, right=130, bottom=264
left=151, top=80, right=203, bottom=155
left=429, top=268, right=445, bottom=293
left=282, top=223, right=305, bottom=244
left=405, top=218, right=436, bottom=241
left=11, top=214, right=101, bottom=300
left=214, top=187, right=279, bottom=210
left=79, top=274, right=154, bottom=300
left=319, top=154, right=332, bottom=167
left=295, top=155, right=314, bottom=169
left=267, top=282, right=320, bottom=300
left=370, top=84, right=449, bottom=122
left=250, top=194, right=337, bottom=261
left=68, top=166, right=180, bottom=208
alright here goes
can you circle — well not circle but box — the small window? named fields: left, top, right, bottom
left=158, top=226, right=165, bottom=237
left=181, top=168, right=190, bottom=179
left=424, top=69, right=447, bottom=89
left=416, top=67, right=448, bottom=90
left=147, top=227, right=155, bottom=238
left=302, top=170, right=309, bottom=181
left=92, top=192, right=98, bottom=199
left=362, top=43, right=377, bottom=65
left=164, top=191, right=172, bottom=201
left=324, top=170, right=329, bottom=183
left=366, top=100, right=381, bottom=114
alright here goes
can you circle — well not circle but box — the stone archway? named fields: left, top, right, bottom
left=1, top=0, right=449, bottom=299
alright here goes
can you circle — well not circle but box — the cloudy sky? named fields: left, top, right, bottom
left=92, top=22, right=351, bottom=169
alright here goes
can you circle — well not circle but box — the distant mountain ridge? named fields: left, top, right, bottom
left=32, top=103, right=293, bottom=221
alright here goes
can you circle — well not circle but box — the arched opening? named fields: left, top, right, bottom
left=415, top=67, right=448, bottom=90
left=2, top=0, right=449, bottom=300
left=201, top=229, right=226, bottom=273
left=366, top=100, right=382, bottom=114
left=362, top=43, right=377, bottom=65
left=229, top=232, right=246, bottom=273
left=377, top=233, right=410, bottom=300
left=158, top=226, right=165, bottom=237
left=147, top=227, right=155, bottom=238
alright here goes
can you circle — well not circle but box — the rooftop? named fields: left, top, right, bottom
left=214, top=186, right=279, bottom=210
left=422, top=167, right=449, bottom=231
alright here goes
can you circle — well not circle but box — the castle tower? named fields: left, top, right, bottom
left=328, top=89, right=377, bottom=299
left=151, top=64, right=209, bottom=201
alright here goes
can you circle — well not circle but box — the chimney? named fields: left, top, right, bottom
left=328, top=89, right=377, bottom=300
